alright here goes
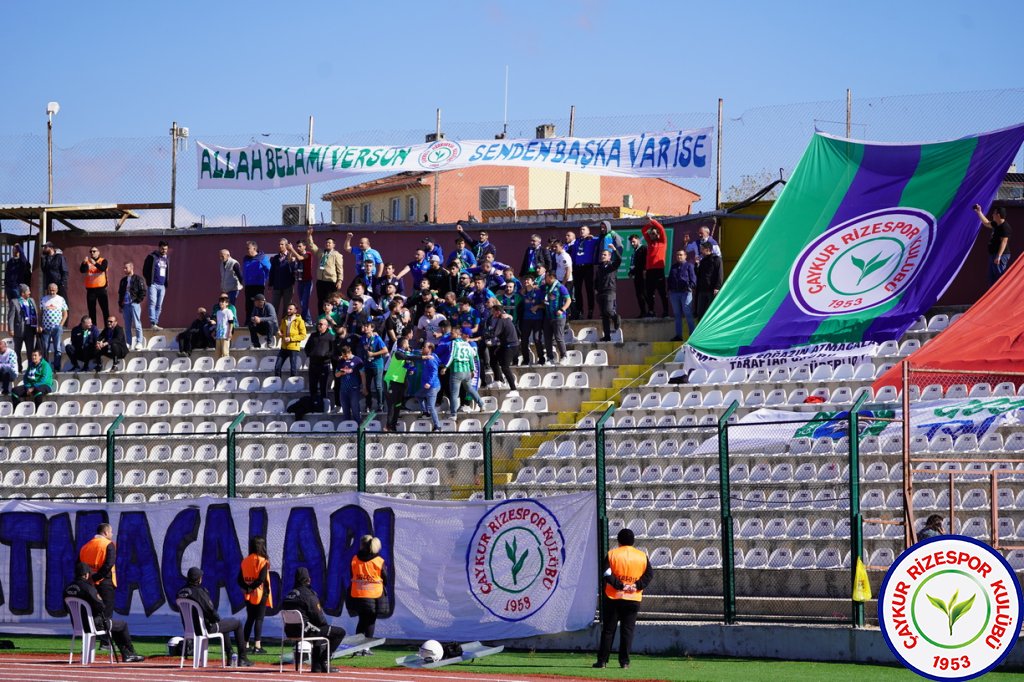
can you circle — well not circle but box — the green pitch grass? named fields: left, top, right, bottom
left=1, top=635, right=1021, bottom=681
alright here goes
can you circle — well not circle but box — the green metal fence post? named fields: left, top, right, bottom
left=357, top=411, right=376, bottom=493
left=104, top=414, right=125, bottom=503
left=849, top=390, right=869, bottom=627
left=225, top=412, right=246, bottom=498
left=718, top=399, right=740, bottom=624
left=595, top=405, right=616, bottom=596
left=482, top=411, right=502, bottom=500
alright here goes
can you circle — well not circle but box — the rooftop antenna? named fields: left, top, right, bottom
left=502, top=65, right=509, bottom=138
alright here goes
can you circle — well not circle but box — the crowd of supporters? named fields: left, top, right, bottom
left=1, top=218, right=722, bottom=416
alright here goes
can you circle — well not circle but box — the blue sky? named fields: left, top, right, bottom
left=2, top=0, right=1017, bottom=141
left=0, top=1, right=1020, bottom=224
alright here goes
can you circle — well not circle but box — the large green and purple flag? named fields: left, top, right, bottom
left=684, top=125, right=1024, bottom=372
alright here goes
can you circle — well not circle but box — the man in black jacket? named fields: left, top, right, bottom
left=519, top=234, right=552, bottom=280
left=177, top=307, right=215, bottom=357
left=594, top=249, right=622, bottom=342
left=4, top=245, right=31, bottom=318
left=247, top=294, right=278, bottom=349
left=176, top=567, right=253, bottom=667
left=65, top=315, right=100, bottom=371
left=627, top=235, right=648, bottom=318
left=94, top=316, right=129, bottom=371
left=41, top=241, right=70, bottom=302
left=694, top=243, right=723, bottom=321
left=483, top=304, right=519, bottom=392
left=117, top=262, right=147, bottom=351
left=305, top=318, right=335, bottom=411
left=64, top=562, right=145, bottom=663
left=281, top=567, right=345, bottom=673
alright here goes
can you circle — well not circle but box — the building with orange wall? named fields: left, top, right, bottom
left=322, top=167, right=699, bottom=224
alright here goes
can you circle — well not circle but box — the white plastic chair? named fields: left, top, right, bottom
left=176, top=598, right=225, bottom=668
left=279, top=609, right=331, bottom=673
left=65, top=596, right=116, bottom=665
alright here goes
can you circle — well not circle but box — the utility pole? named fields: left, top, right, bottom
left=432, top=108, right=441, bottom=223
left=46, top=101, right=59, bottom=204
left=562, top=105, right=575, bottom=220
left=846, top=89, right=852, bottom=138
left=715, top=98, right=723, bottom=210
left=170, top=122, right=189, bottom=228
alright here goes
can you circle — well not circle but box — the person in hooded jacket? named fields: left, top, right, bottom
left=281, top=567, right=345, bottom=673
left=64, top=562, right=145, bottom=663
left=177, top=567, right=254, bottom=667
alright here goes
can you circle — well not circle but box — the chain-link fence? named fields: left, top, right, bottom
left=3, top=89, right=1023, bottom=231
left=0, top=399, right=909, bottom=624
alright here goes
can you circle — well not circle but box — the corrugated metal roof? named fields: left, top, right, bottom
left=0, top=204, right=139, bottom=221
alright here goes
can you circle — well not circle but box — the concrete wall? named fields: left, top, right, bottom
left=502, top=621, right=1024, bottom=668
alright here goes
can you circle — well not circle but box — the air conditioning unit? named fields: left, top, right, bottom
left=479, top=186, right=516, bottom=211
left=622, top=194, right=634, bottom=208
left=282, top=204, right=313, bottom=226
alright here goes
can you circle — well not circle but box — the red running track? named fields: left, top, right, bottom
left=0, top=655, right=601, bottom=682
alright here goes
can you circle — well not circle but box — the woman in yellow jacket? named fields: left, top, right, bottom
left=237, top=536, right=272, bottom=655
left=274, top=303, right=307, bottom=377
left=347, top=535, right=387, bottom=651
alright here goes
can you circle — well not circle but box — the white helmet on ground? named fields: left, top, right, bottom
left=419, top=639, right=443, bottom=663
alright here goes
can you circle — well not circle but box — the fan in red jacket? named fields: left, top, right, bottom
left=642, top=219, right=669, bottom=317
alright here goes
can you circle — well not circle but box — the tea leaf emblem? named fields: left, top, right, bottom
left=851, top=251, right=893, bottom=286
left=927, top=589, right=976, bottom=636
left=505, top=536, right=529, bottom=585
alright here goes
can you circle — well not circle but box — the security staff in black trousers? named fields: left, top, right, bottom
left=64, top=562, right=145, bottom=662
left=595, top=528, right=653, bottom=669
left=177, top=567, right=254, bottom=667
left=282, top=567, right=346, bottom=673
left=594, top=249, right=622, bottom=341
left=304, top=318, right=335, bottom=411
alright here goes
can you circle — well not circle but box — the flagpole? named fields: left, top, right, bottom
left=305, top=114, right=314, bottom=225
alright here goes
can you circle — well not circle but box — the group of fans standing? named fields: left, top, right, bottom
left=1, top=217, right=723, bottom=421
left=189, top=218, right=709, bottom=429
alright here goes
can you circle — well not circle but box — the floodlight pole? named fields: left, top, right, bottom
left=170, top=122, right=189, bottom=229
left=170, top=122, right=178, bottom=229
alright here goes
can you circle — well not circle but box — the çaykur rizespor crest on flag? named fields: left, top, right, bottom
left=683, top=124, right=1024, bottom=372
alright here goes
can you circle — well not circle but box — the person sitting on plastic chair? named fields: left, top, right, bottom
left=282, top=567, right=345, bottom=673
left=64, top=562, right=145, bottom=663
left=176, top=567, right=254, bottom=667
